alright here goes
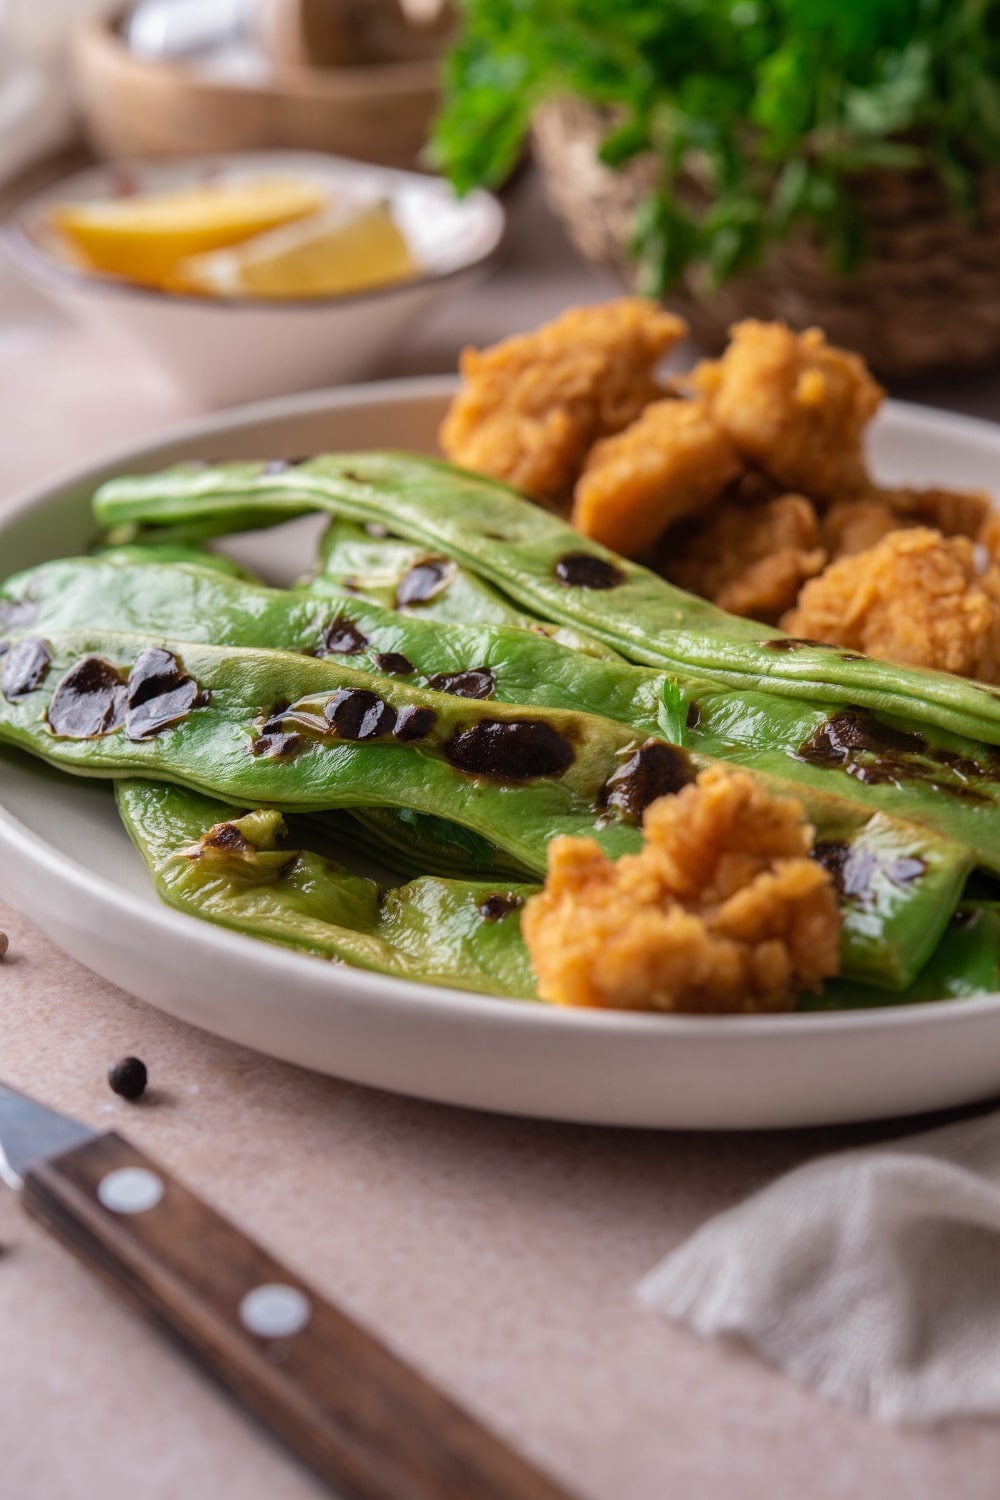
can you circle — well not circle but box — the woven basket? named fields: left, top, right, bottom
left=532, top=97, right=1000, bottom=378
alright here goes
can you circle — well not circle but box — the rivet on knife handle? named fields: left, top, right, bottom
left=22, top=1132, right=577, bottom=1500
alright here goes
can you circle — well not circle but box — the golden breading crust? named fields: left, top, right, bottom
left=521, top=767, right=840, bottom=1014
left=782, top=526, right=1000, bottom=682
left=571, top=396, right=742, bottom=555
left=823, top=487, right=991, bottom=560
left=692, top=320, right=883, bottom=499
left=662, top=492, right=827, bottom=623
left=439, top=299, right=687, bottom=507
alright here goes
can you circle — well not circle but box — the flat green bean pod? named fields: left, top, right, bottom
left=0, top=627, right=974, bottom=986
left=93, top=453, right=1000, bottom=745
left=8, top=555, right=1000, bottom=875
left=117, top=780, right=538, bottom=997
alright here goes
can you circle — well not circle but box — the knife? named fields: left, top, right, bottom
left=0, top=1079, right=575, bottom=1500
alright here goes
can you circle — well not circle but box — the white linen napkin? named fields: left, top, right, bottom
left=638, top=1108, right=1000, bottom=1421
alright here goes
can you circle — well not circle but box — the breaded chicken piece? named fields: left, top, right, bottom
left=439, top=299, right=687, bottom=507
left=521, top=766, right=840, bottom=1014
left=822, top=485, right=991, bottom=560
left=662, top=492, right=827, bottom=623
left=692, top=321, right=883, bottom=499
left=820, top=497, right=905, bottom=558
left=880, top=484, right=991, bottom=539
left=980, top=510, right=1000, bottom=563
left=782, top=527, right=1000, bottom=682
left=572, top=396, right=742, bottom=555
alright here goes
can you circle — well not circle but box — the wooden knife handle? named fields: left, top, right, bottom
left=23, top=1132, right=575, bottom=1500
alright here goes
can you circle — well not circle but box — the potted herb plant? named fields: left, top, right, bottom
left=432, top=0, right=1000, bottom=375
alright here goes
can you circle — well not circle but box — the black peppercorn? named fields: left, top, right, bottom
left=108, top=1055, right=148, bottom=1101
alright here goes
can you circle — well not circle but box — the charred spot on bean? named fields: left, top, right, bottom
left=395, top=558, right=454, bottom=608
left=1, top=636, right=51, bottom=702
left=425, top=667, right=495, bottom=701
left=250, top=731, right=303, bottom=759
left=321, top=615, right=369, bottom=655
left=797, top=708, right=993, bottom=801
left=125, top=646, right=203, bottom=740
left=686, top=700, right=701, bottom=729
left=597, top=740, right=695, bottom=823
left=374, top=652, right=415, bottom=676
left=341, top=470, right=366, bottom=485
left=445, top=719, right=575, bottom=781
left=394, top=704, right=437, bottom=742
left=478, top=893, right=525, bottom=921
left=201, top=822, right=254, bottom=855
left=47, top=656, right=127, bottom=739
left=554, top=553, right=626, bottom=589
left=324, top=688, right=397, bottom=741
left=811, top=839, right=927, bottom=907
left=801, top=710, right=927, bottom=762
left=260, top=702, right=290, bottom=735
left=764, top=636, right=835, bottom=651
left=0, top=596, right=39, bottom=630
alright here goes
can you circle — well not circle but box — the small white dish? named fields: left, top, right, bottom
left=2, top=152, right=504, bottom=406
left=3, top=379, right=1000, bottom=1130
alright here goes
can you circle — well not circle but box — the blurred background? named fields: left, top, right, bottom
left=3, top=0, right=1000, bottom=490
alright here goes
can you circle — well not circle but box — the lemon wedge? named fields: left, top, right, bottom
left=49, top=179, right=330, bottom=288
left=172, top=201, right=418, bottom=300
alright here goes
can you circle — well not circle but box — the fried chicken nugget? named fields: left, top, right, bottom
left=572, top=397, right=742, bottom=555
left=521, top=766, right=840, bottom=1014
left=693, top=320, right=883, bottom=499
left=823, top=486, right=991, bottom=560
left=662, top=492, right=827, bottom=623
left=439, top=299, right=686, bottom=507
left=782, top=527, right=1000, bottom=682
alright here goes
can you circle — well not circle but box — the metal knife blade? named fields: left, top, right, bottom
left=0, top=1081, right=95, bottom=1191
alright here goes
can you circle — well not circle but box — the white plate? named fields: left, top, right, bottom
left=2, top=154, right=504, bottom=406
left=3, top=379, right=1000, bottom=1131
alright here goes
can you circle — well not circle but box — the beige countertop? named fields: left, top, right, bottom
left=3, top=167, right=1000, bottom=1500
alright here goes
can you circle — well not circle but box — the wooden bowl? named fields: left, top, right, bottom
left=72, top=12, right=442, bottom=170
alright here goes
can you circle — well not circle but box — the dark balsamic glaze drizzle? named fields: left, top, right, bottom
left=812, top=839, right=927, bottom=908
left=48, top=657, right=127, bottom=738
left=0, top=597, right=39, bottom=630
left=325, top=688, right=397, bottom=741
left=393, top=704, right=437, bottom=742
left=425, top=667, right=495, bottom=700
left=1, top=636, right=51, bottom=701
left=321, top=616, right=368, bottom=655
left=125, top=647, right=202, bottom=740
left=445, top=719, right=574, bottom=781
left=797, top=708, right=995, bottom=803
left=554, top=553, right=626, bottom=590
left=597, top=740, right=695, bottom=822
left=478, top=893, right=525, bottom=921
left=251, top=731, right=303, bottom=759
left=374, top=652, right=415, bottom=676
left=395, top=558, right=454, bottom=608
